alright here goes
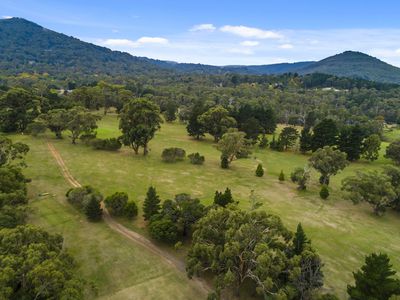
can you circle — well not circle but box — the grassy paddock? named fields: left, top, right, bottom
left=16, top=114, right=400, bottom=298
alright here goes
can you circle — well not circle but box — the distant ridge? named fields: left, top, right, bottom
left=1, top=18, right=400, bottom=83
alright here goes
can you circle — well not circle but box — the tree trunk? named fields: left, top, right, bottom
left=143, top=144, right=148, bottom=156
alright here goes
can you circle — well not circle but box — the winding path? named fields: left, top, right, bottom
left=46, top=142, right=210, bottom=296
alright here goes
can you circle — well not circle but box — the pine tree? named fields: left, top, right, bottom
left=143, top=186, right=161, bottom=220
left=220, top=155, right=229, bottom=169
left=347, top=253, right=400, bottom=300
left=338, top=125, right=364, bottom=161
left=300, top=128, right=313, bottom=153
left=279, top=170, right=285, bottom=182
left=293, top=223, right=310, bottom=255
left=84, top=195, right=102, bottom=221
left=214, top=188, right=234, bottom=207
left=255, top=163, right=264, bottom=177
left=311, top=119, right=338, bottom=152
left=320, top=185, right=330, bottom=199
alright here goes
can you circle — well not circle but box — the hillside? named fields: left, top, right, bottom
left=2, top=18, right=400, bottom=83
left=298, top=51, right=400, bottom=83
left=0, top=18, right=169, bottom=77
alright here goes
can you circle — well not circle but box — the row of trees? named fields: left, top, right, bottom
left=0, top=138, right=83, bottom=299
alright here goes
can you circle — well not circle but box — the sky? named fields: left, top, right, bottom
left=2, top=0, right=400, bottom=66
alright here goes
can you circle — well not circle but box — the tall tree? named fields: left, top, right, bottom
left=385, top=140, right=400, bottom=165
left=143, top=186, right=161, bottom=221
left=67, top=107, right=101, bottom=144
left=40, top=108, right=70, bottom=139
left=362, top=134, right=381, bottom=162
left=186, top=100, right=207, bottom=140
left=293, top=223, right=310, bottom=255
left=119, top=98, right=162, bottom=155
left=0, top=138, right=29, bottom=167
left=198, top=105, right=237, bottom=142
left=84, top=194, right=103, bottom=221
left=300, top=128, right=313, bottom=153
left=279, top=126, right=299, bottom=151
left=347, top=253, right=400, bottom=300
left=216, top=129, right=248, bottom=168
left=311, top=119, right=338, bottom=152
left=309, top=146, right=348, bottom=185
left=338, top=125, right=365, bottom=161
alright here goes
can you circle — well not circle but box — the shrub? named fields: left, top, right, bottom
left=259, top=136, right=268, bottom=148
left=291, top=167, right=310, bottom=190
left=149, top=216, right=179, bottom=243
left=255, top=163, right=264, bottom=177
left=279, top=170, right=285, bottom=182
left=91, top=138, right=122, bottom=151
left=104, top=192, right=128, bottom=216
left=161, top=147, right=186, bottom=162
left=84, top=194, right=103, bottom=221
left=220, top=155, right=229, bottom=169
left=214, top=188, right=234, bottom=207
left=320, top=185, right=330, bottom=199
left=66, top=186, right=103, bottom=221
left=188, top=152, right=205, bottom=165
left=124, top=201, right=138, bottom=219
left=80, top=133, right=97, bottom=145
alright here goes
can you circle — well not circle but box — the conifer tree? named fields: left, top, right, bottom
left=293, top=223, right=310, bottom=255
left=255, top=163, right=264, bottom=177
left=143, top=186, right=161, bottom=220
left=84, top=195, right=102, bottom=221
left=279, top=170, right=285, bottom=182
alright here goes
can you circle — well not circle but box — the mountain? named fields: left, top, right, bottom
left=298, top=51, right=400, bottom=84
left=0, top=17, right=169, bottom=77
left=1, top=18, right=400, bottom=84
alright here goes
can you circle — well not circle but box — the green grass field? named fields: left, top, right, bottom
left=16, top=114, right=400, bottom=299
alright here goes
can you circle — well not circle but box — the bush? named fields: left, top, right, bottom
left=188, top=152, right=205, bottom=165
left=291, top=167, right=310, bottom=190
left=91, top=138, right=122, bottom=151
left=161, top=147, right=186, bottom=162
left=279, top=170, right=285, bottom=182
left=124, top=201, right=138, bottom=219
left=259, top=136, right=268, bottom=148
left=149, top=216, right=179, bottom=243
left=80, top=133, right=97, bottom=144
left=220, top=155, right=229, bottom=169
left=214, top=188, right=234, bottom=207
left=255, top=163, right=264, bottom=177
left=66, top=186, right=103, bottom=221
left=84, top=194, right=103, bottom=221
left=320, top=185, right=330, bottom=199
left=104, top=192, right=128, bottom=216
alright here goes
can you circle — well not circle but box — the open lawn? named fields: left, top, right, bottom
left=16, top=114, right=400, bottom=299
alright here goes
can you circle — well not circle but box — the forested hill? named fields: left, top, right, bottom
left=298, top=51, right=400, bottom=84
left=2, top=18, right=400, bottom=84
left=0, top=18, right=169, bottom=77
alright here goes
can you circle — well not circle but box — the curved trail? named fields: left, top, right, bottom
left=46, top=142, right=211, bottom=296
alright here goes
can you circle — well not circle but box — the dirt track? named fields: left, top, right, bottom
left=46, top=142, right=211, bottom=295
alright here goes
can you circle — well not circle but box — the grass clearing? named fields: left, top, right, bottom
left=16, top=114, right=400, bottom=299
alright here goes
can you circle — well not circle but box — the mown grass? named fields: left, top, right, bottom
left=16, top=114, right=400, bottom=299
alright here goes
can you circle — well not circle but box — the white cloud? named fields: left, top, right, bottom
left=279, top=43, right=294, bottom=49
left=2, top=16, right=13, bottom=19
left=240, top=40, right=259, bottom=47
left=190, top=23, right=216, bottom=32
left=220, top=25, right=282, bottom=39
left=101, top=37, right=168, bottom=48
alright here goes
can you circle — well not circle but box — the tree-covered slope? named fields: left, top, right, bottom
left=298, top=51, right=400, bottom=84
left=0, top=18, right=168, bottom=77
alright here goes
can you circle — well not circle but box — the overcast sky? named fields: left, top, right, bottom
left=2, top=0, right=400, bottom=66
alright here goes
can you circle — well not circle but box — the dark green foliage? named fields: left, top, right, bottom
left=187, top=207, right=323, bottom=298
left=26, top=121, right=47, bottom=136
left=270, top=134, right=284, bottom=151
left=124, top=201, right=138, bottom=219
left=0, top=205, right=27, bottom=228
left=39, top=108, right=70, bottom=138
left=67, top=106, right=101, bottom=144
left=188, top=152, right=205, bottom=165
left=161, top=147, right=186, bottom=162
left=278, top=126, right=299, bottom=150
left=220, top=155, right=229, bottom=169
left=240, top=117, right=262, bottom=143
left=91, top=138, right=122, bottom=151
left=291, top=167, right=310, bottom=190
left=186, top=100, right=206, bottom=139
left=311, top=119, right=338, bottom=152
left=338, top=125, right=365, bottom=161
left=104, top=192, right=128, bottom=216
left=258, top=135, right=268, bottom=148
left=66, top=186, right=103, bottom=220
left=279, top=170, right=285, bottom=182
left=0, top=225, right=83, bottom=300
left=342, top=171, right=396, bottom=215
left=300, top=128, right=313, bottom=153
left=320, top=185, right=330, bottom=199
left=198, top=105, right=237, bottom=142
left=143, top=186, right=161, bottom=221
left=213, top=188, right=234, bottom=207
left=255, top=163, right=264, bottom=177
left=385, top=140, right=400, bottom=165
left=149, top=215, right=179, bottom=243
left=309, top=146, right=348, bottom=185
left=0, top=137, right=29, bottom=167
left=119, top=98, right=162, bottom=155
left=293, top=223, right=310, bottom=255
left=347, top=253, right=400, bottom=300
left=362, top=134, right=381, bottom=161
left=84, top=194, right=103, bottom=221
left=0, top=87, right=39, bottom=132
left=316, top=294, right=340, bottom=300
left=383, top=166, right=400, bottom=211
left=163, top=100, right=178, bottom=122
